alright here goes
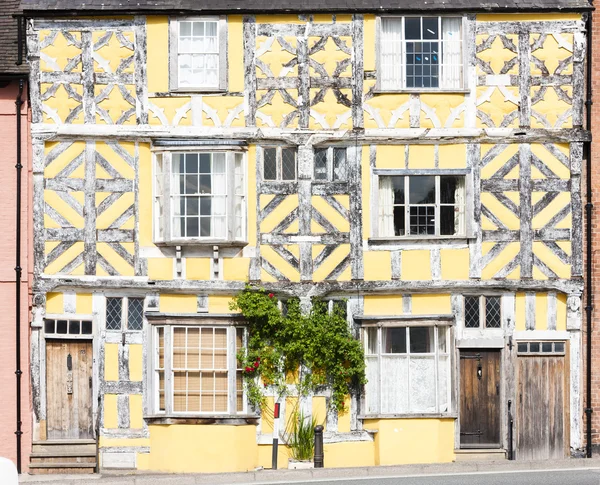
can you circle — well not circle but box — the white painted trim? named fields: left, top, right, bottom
left=513, top=330, right=571, bottom=340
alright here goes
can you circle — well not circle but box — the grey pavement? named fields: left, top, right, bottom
left=18, top=459, right=600, bottom=485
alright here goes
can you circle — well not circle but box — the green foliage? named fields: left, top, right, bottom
left=286, top=411, right=316, bottom=461
left=231, top=285, right=367, bottom=412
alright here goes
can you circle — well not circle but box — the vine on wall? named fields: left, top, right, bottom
left=230, top=285, right=367, bottom=412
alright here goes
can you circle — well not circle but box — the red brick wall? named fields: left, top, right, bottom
left=0, top=80, right=32, bottom=471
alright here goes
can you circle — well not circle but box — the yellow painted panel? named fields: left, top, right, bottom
left=96, top=142, right=135, bottom=179
left=129, top=344, right=143, bottom=382
left=420, top=94, right=465, bottom=129
left=535, top=293, right=549, bottom=331
left=363, top=295, right=402, bottom=316
left=76, top=293, right=93, bottom=314
left=99, top=437, right=150, bottom=448
left=186, top=258, right=211, bottom=280
left=440, top=248, right=470, bottom=280
left=364, top=15, right=376, bottom=71
left=515, top=292, right=526, bottom=331
left=261, top=245, right=300, bottom=282
left=46, top=292, right=64, bottom=314
left=159, top=294, right=197, bottom=313
left=261, top=268, right=278, bottom=283
left=412, top=294, right=451, bottom=315
left=146, top=17, right=169, bottom=92
left=532, top=241, right=571, bottom=279
left=95, top=84, right=137, bottom=125
left=361, top=146, right=371, bottom=239
left=148, top=96, right=192, bottom=126
left=323, top=441, right=375, bottom=468
left=480, top=193, right=520, bottom=230
left=477, top=35, right=519, bottom=75
left=228, top=16, right=244, bottom=92
left=223, top=257, right=250, bottom=281
left=260, top=195, right=299, bottom=233
left=312, top=397, right=327, bottom=431
left=532, top=192, right=571, bottom=230
left=376, top=145, right=404, bottom=169
left=93, top=31, right=134, bottom=74
left=261, top=396, right=275, bottom=434
left=530, top=34, right=574, bottom=76
left=258, top=443, right=292, bottom=470
left=44, top=191, right=84, bottom=228
left=477, top=13, right=582, bottom=21
left=481, top=242, right=520, bottom=280
left=530, top=86, right=573, bottom=128
left=96, top=193, right=134, bottom=229
left=97, top=242, right=134, bottom=276
left=209, top=295, right=237, bottom=314
left=40, top=31, right=82, bottom=72
left=309, top=88, right=352, bottom=130
left=408, top=145, right=435, bottom=169
left=44, top=215, right=60, bottom=229
left=148, top=258, right=174, bottom=280
left=138, top=143, right=153, bottom=247
left=103, top=394, right=118, bottom=429
left=401, top=250, right=431, bottom=281
left=531, top=144, right=570, bottom=180
left=105, top=344, right=119, bottom=382
left=481, top=144, right=519, bottom=180
left=202, top=96, right=245, bottom=127
left=44, top=242, right=85, bottom=276
left=556, top=293, right=567, bottom=331
left=41, top=83, right=84, bottom=124
left=129, top=394, right=144, bottom=429
left=312, top=244, right=351, bottom=282
left=476, top=86, right=519, bottom=127
left=363, top=251, right=392, bottom=281
left=338, top=398, right=350, bottom=433
left=439, top=145, right=467, bottom=169
left=312, top=196, right=350, bottom=232
left=256, top=89, right=299, bottom=128
left=364, top=418, right=455, bottom=465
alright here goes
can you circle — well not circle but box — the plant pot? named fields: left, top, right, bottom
left=288, top=459, right=314, bottom=470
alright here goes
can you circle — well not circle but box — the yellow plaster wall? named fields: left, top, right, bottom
left=361, top=145, right=371, bottom=239
left=129, top=394, right=144, bottom=429
left=209, top=295, right=237, bottom=314
left=363, top=251, right=392, bottom=281
left=515, top=292, right=526, bottom=331
left=223, top=257, right=250, bottom=281
left=440, top=248, right=470, bottom=280
left=159, top=294, right=197, bottom=313
left=104, top=344, right=119, bottom=382
left=148, top=258, right=174, bottom=280
left=75, top=293, right=93, bottom=314
left=401, top=250, right=431, bottom=281
left=364, top=418, right=455, bottom=465
left=138, top=143, right=153, bottom=247
left=46, top=292, right=64, bottom=314
left=139, top=425, right=257, bottom=473
left=363, top=295, right=403, bottom=316
left=104, top=394, right=118, bottom=429
left=535, top=293, right=548, bottom=330
left=363, top=15, right=376, bottom=71
left=412, top=294, right=452, bottom=315
left=556, top=293, right=567, bottom=331
left=129, top=344, right=143, bottom=382
left=146, top=17, right=169, bottom=92
left=324, top=441, right=375, bottom=468
left=186, top=258, right=211, bottom=280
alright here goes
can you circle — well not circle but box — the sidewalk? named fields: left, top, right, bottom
left=18, top=458, right=600, bottom=485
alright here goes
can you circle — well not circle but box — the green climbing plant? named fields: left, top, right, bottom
left=230, top=285, right=367, bottom=413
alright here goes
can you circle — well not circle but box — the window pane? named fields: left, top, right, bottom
left=381, top=355, right=409, bottom=413
left=529, top=342, right=540, bottom=352
left=410, top=327, right=434, bottom=353
left=440, top=206, right=459, bottom=236
left=409, top=205, right=435, bottom=235
left=440, top=176, right=460, bottom=204
left=555, top=342, right=565, bottom=353
left=333, top=148, right=346, bottom=181
left=517, top=342, right=528, bottom=353
left=438, top=355, right=450, bottom=412
left=464, top=296, right=480, bottom=328
left=393, top=206, right=406, bottom=236
left=485, top=296, right=501, bottom=329
left=128, top=298, right=144, bottom=331
left=405, top=17, right=421, bottom=40
left=423, top=17, right=439, bottom=40
left=45, top=319, right=55, bottom=334
left=281, top=149, right=296, bottom=180
left=56, top=320, right=67, bottom=334
left=106, top=297, right=122, bottom=331
left=263, top=148, right=277, bottom=180
left=365, top=328, right=378, bottom=355
left=542, top=342, right=553, bottom=353
left=438, top=326, right=447, bottom=353
left=392, top=176, right=405, bottom=204
left=365, top=356, right=380, bottom=414
left=409, top=356, right=436, bottom=412
left=199, top=153, right=211, bottom=173
left=383, top=328, right=407, bottom=354
left=409, top=176, right=435, bottom=204
left=82, top=320, right=93, bottom=335
left=314, top=148, right=327, bottom=180
left=69, top=320, right=80, bottom=334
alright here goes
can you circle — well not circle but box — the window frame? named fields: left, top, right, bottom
left=376, top=15, right=467, bottom=93
left=313, top=147, right=348, bottom=183
left=153, top=148, right=247, bottom=244
left=362, top=321, right=453, bottom=416
left=150, top=322, right=247, bottom=417
left=372, top=169, right=470, bottom=240
left=169, top=16, right=228, bottom=93
left=463, top=295, right=503, bottom=330
left=105, top=296, right=146, bottom=332
left=260, top=146, right=298, bottom=182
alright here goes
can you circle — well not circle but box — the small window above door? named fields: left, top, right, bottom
left=464, top=295, right=501, bottom=329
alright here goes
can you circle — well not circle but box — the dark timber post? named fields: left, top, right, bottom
left=314, top=425, right=324, bottom=468
left=272, top=402, right=280, bottom=470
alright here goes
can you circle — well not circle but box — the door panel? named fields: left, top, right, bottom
left=460, top=350, right=501, bottom=448
left=516, top=355, right=566, bottom=460
left=46, top=340, right=94, bottom=440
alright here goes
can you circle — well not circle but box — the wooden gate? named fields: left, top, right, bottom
left=46, top=340, right=94, bottom=440
left=459, top=350, right=501, bottom=448
left=516, top=352, right=568, bottom=460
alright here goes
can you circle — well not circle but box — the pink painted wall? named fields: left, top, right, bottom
left=0, top=80, right=31, bottom=472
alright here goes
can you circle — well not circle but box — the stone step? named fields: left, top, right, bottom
left=454, top=448, right=507, bottom=462
left=28, top=462, right=96, bottom=475
left=32, top=440, right=96, bottom=455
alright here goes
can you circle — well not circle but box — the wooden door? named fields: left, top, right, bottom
left=460, top=350, right=501, bottom=448
left=516, top=355, right=567, bottom=460
left=46, top=340, right=94, bottom=440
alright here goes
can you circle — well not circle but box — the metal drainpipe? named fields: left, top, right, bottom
left=585, top=6, right=594, bottom=459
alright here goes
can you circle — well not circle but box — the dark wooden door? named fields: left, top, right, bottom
left=516, top=355, right=567, bottom=460
left=46, top=340, right=94, bottom=439
left=460, top=350, right=501, bottom=448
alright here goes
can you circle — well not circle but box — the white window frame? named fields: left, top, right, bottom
left=151, top=324, right=247, bottom=416
left=153, top=149, right=247, bottom=244
left=169, top=16, right=228, bottom=92
left=373, top=170, right=469, bottom=239
left=105, top=296, right=145, bottom=332
left=463, top=295, right=503, bottom=330
left=261, top=146, right=298, bottom=182
left=377, top=15, right=466, bottom=92
left=314, top=147, right=348, bottom=183
left=362, top=321, right=452, bottom=416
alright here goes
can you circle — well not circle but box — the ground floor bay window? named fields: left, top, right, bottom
left=363, top=321, right=452, bottom=415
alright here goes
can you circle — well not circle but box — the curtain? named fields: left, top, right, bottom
left=379, top=177, right=395, bottom=237
left=441, top=18, right=462, bottom=89
left=381, top=18, right=403, bottom=90
left=171, top=154, right=182, bottom=238
left=212, top=154, right=227, bottom=239
left=454, top=176, right=466, bottom=235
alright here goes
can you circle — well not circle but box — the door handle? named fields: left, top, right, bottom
left=496, top=384, right=499, bottom=396
left=89, top=376, right=92, bottom=390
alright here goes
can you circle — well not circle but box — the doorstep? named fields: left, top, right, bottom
left=454, top=448, right=506, bottom=461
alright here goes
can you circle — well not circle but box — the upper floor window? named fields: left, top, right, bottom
left=170, top=17, right=227, bottom=91
left=154, top=151, right=246, bottom=243
left=378, top=175, right=465, bottom=237
left=106, top=297, right=145, bottom=331
left=379, top=16, right=463, bottom=90
left=464, top=296, right=502, bottom=329
left=262, top=147, right=297, bottom=182
left=314, top=147, right=347, bottom=182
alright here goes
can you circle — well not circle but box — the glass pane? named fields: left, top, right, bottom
left=365, top=328, right=378, bottom=355
left=381, top=355, right=409, bottom=413
left=409, top=356, right=436, bottom=412
left=393, top=206, right=406, bottom=236
left=333, top=148, right=346, bottom=181
left=410, top=327, right=434, bottom=353
left=314, top=148, right=327, bottom=180
left=409, top=176, right=435, bottom=204
left=185, top=153, right=198, bottom=174
left=405, top=17, right=421, bottom=40
left=69, top=320, right=80, bottom=334
left=199, top=153, right=211, bottom=173
left=281, top=148, right=296, bottom=180
left=106, top=297, right=122, bottom=331
left=383, top=327, right=407, bottom=354
left=56, top=320, right=67, bottom=334
left=423, top=17, right=439, bottom=40
left=517, top=342, right=528, bottom=353
left=555, top=342, right=565, bottom=353
left=438, top=326, right=447, bottom=353
left=365, top=356, right=380, bottom=414
left=440, top=176, right=460, bottom=203
left=409, top=205, right=435, bottom=235
left=542, top=342, right=553, bottom=353
left=485, top=296, right=501, bottom=329
left=263, top=148, right=277, bottom=180
left=464, top=296, right=480, bottom=328
left=82, top=320, right=92, bottom=335
left=128, top=298, right=144, bottom=331
left=440, top=206, right=458, bottom=236
left=438, top=355, right=450, bottom=412
left=529, top=342, right=540, bottom=352
left=392, top=176, right=405, bottom=204
left=45, top=319, right=55, bottom=334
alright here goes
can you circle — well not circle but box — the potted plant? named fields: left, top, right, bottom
left=286, top=410, right=317, bottom=469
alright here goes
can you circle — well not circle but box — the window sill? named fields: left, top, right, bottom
left=167, top=87, right=227, bottom=94
left=368, top=236, right=473, bottom=245
left=145, top=415, right=260, bottom=425
left=360, top=413, right=457, bottom=420
left=372, top=89, right=469, bottom=95
left=155, top=240, right=248, bottom=248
